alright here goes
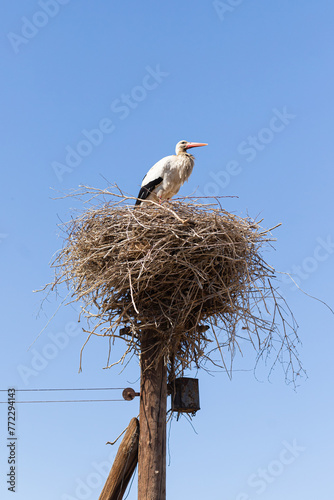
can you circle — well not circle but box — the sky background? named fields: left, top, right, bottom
left=1, top=1, right=334, bottom=499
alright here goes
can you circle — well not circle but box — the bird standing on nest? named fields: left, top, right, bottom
left=135, top=140, right=207, bottom=206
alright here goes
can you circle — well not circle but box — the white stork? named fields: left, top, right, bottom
left=135, top=140, right=207, bottom=206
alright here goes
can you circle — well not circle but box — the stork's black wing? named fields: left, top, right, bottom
left=135, top=177, right=163, bottom=206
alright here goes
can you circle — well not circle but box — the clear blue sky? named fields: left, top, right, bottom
left=1, top=1, right=334, bottom=499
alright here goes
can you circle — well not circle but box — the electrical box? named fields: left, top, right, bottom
left=171, top=377, right=200, bottom=415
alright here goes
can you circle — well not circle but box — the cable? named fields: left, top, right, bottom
left=0, top=387, right=126, bottom=392
left=0, top=399, right=127, bottom=404
left=0, top=387, right=140, bottom=403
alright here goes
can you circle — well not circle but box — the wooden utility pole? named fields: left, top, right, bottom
left=99, top=417, right=139, bottom=500
left=138, top=332, right=167, bottom=500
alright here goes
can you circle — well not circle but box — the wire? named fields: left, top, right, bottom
left=0, top=399, right=127, bottom=404
left=0, top=387, right=140, bottom=404
left=123, top=464, right=137, bottom=500
left=0, top=387, right=126, bottom=392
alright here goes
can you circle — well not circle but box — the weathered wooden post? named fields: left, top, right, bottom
left=98, top=417, right=139, bottom=500
left=138, top=331, right=167, bottom=500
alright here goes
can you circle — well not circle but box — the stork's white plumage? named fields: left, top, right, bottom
left=135, top=140, right=207, bottom=206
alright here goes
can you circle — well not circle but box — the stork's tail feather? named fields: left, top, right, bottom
left=134, top=176, right=163, bottom=208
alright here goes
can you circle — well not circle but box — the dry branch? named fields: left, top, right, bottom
left=49, top=186, right=304, bottom=385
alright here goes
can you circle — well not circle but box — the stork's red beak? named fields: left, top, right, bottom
left=185, top=142, right=208, bottom=150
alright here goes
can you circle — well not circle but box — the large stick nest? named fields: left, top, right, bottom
left=50, top=187, right=303, bottom=385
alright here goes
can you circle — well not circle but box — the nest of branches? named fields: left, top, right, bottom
left=50, top=187, right=303, bottom=385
